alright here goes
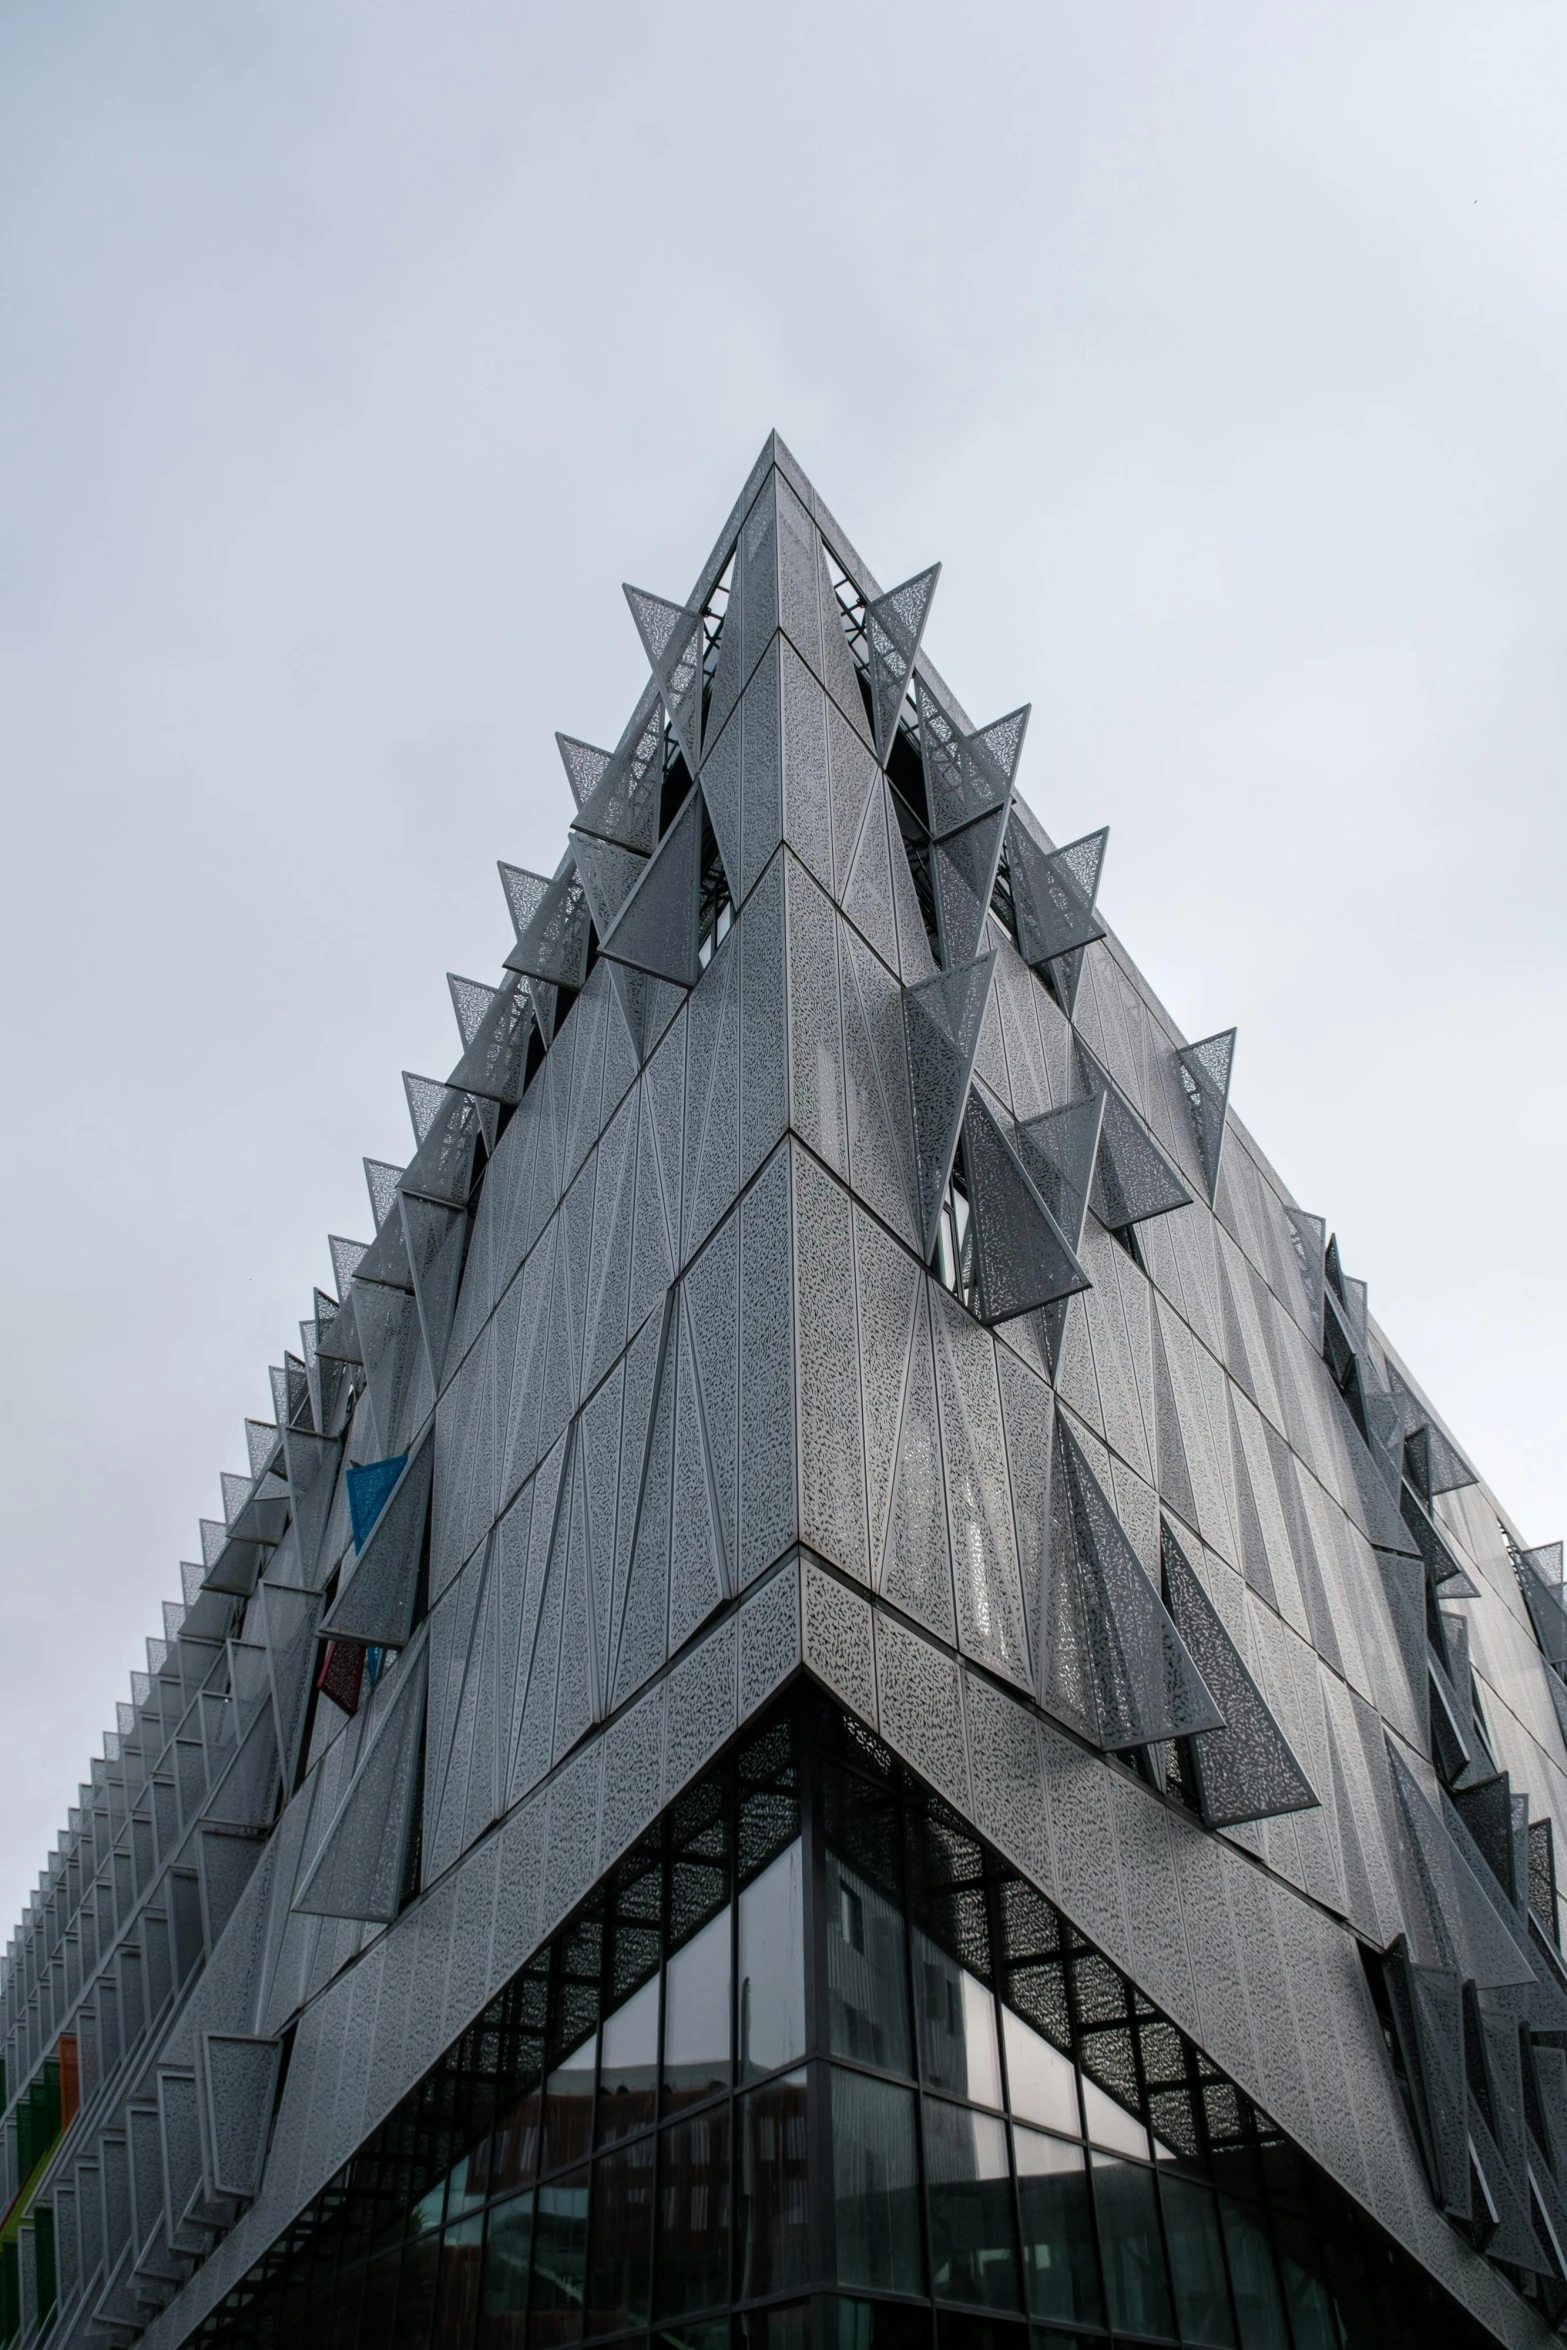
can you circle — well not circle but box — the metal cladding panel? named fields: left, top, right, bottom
left=35, top=439, right=1567, bottom=2350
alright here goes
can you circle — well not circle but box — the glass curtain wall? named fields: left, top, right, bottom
left=197, top=1693, right=1501, bottom=2350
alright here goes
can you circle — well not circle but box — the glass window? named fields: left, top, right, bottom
left=657, top=2105, right=732, bottom=2316
left=1160, top=2173, right=1235, bottom=2347
left=544, top=2036, right=599, bottom=2176
left=478, top=2190, right=533, bottom=2350
left=1000, top=2011, right=1078, bottom=2139
left=824, top=2299, right=932, bottom=2350
left=446, top=2151, right=489, bottom=2222
left=531, top=2167, right=590, bottom=2349
left=1091, top=2152, right=1174, bottom=2340
left=433, top=2214, right=485, bottom=2350
left=924, top=2099, right=1020, bottom=2312
left=913, top=1937, right=1002, bottom=2109
left=658, top=2322, right=729, bottom=2350
left=664, top=1910, right=732, bottom=2111
left=828, top=1856, right=912, bottom=2075
left=358, top=2245, right=401, bottom=2340
left=1079, top=2074, right=1147, bottom=2160
left=1218, top=2198, right=1289, bottom=2349
left=396, top=2228, right=442, bottom=2346
left=585, top=2137, right=654, bottom=2336
left=410, top=2179, right=448, bottom=2238
left=1012, top=2126, right=1103, bottom=2329
left=489, top=2083, right=544, bottom=2197
left=739, top=2068, right=810, bottom=2298
left=830, top=2066, right=924, bottom=2295
left=933, top=2311, right=1027, bottom=2350
left=739, top=2304, right=811, bottom=2350
left=599, top=1977, right=660, bottom=2146
left=1271, top=2209, right=1340, bottom=2350
left=738, top=1841, right=806, bottom=2081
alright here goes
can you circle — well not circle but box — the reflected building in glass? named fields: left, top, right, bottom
left=4, top=439, right=1566, bottom=2350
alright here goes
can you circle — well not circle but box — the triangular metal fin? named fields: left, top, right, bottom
left=904, top=952, right=996, bottom=1259
left=1044, top=1420, right=1223, bottom=1751
left=932, top=803, right=1011, bottom=968
left=865, top=565, right=939, bottom=763
left=1175, top=1029, right=1236, bottom=1205
left=556, top=733, right=612, bottom=810
left=569, top=830, right=649, bottom=938
left=624, top=587, right=704, bottom=774
left=292, top=1641, right=428, bottom=1922
left=963, top=1093, right=1089, bottom=1325
left=1160, top=1521, right=1318, bottom=1827
left=321, top=1438, right=433, bottom=1650
left=1015, top=1095, right=1105, bottom=1257
left=503, top=867, right=592, bottom=989
left=600, top=788, right=704, bottom=989
left=1008, top=818, right=1109, bottom=969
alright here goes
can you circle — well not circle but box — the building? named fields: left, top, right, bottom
left=4, top=434, right=1567, bottom=2349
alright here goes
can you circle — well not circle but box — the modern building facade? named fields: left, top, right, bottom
left=4, top=436, right=1566, bottom=2350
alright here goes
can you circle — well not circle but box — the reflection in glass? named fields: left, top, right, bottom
left=1220, top=2196, right=1289, bottom=2348
left=395, top=2230, right=441, bottom=2345
left=544, top=2036, right=598, bottom=2176
left=830, top=2066, right=923, bottom=2295
left=1161, top=2172, right=1236, bottom=2346
left=1013, top=2126, right=1104, bottom=2328
left=585, top=2137, right=654, bottom=2336
left=932, top=2309, right=1028, bottom=2350
left=486, top=2082, right=544, bottom=2198
left=1079, top=2071, right=1148, bottom=2159
left=530, top=2167, right=590, bottom=2348
left=664, top=1911, right=732, bottom=2110
left=446, top=2153, right=488, bottom=2223
left=826, top=2298, right=934, bottom=2350
left=659, top=2323, right=730, bottom=2350
left=598, top=1977, right=659, bottom=2145
left=925, top=2098, right=1020, bottom=2311
left=1273, top=2208, right=1341, bottom=2350
left=739, top=2069, right=809, bottom=2298
left=739, top=1842, right=806, bottom=2081
left=433, top=2213, right=485, bottom=2350
left=1000, top=2008, right=1079, bottom=2137
left=1093, top=2152, right=1174, bottom=2339
left=358, top=2245, right=401, bottom=2342
left=738, top=2303, right=811, bottom=2350
left=657, top=2106, right=732, bottom=2316
left=478, top=2189, right=533, bottom=2350
left=914, top=1935, right=1003, bottom=2109
left=828, top=1857, right=912, bottom=2075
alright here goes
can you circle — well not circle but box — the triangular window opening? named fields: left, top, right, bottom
left=987, top=840, right=1019, bottom=948
left=933, top=1140, right=973, bottom=1309
left=1109, top=1216, right=1146, bottom=1272
left=824, top=548, right=868, bottom=668
left=887, top=783, right=941, bottom=964
left=698, top=553, right=733, bottom=739
left=657, top=718, right=693, bottom=839
left=696, top=803, right=733, bottom=971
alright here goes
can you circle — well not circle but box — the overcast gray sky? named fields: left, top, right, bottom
left=2, top=2, right=1564, bottom=1927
